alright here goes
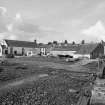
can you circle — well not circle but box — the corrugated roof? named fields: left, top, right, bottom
left=37, top=44, right=52, bottom=48
left=76, top=43, right=98, bottom=54
left=4, top=39, right=36, bottom=48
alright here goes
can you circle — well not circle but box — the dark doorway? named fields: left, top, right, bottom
left=22, top=48, right=25, bottom=55
left=102, top=67, right=105, bottom=78
left=14, top=51, right=17, bottom=55
left=5, top=50, right=8, bottom=54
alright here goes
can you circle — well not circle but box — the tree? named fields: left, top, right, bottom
left=53, top=41, right=58, bottom=45
left=64, top=40, right=68, bottom=44
left=72, top=41, right=75, bottom=45
left=48, top=42, right=52, bottom=45
left=81, top=40, right=85, bottom=44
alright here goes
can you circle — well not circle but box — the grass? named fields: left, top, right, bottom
left=0, top=72, right=91, bottom=105
left=83, top=61, right=98, bottom=72
left=14, top=56, right=79, bottom=65
left=0, top=56, right=80, bottom=83
left=0, top=56, right=99, bottom=105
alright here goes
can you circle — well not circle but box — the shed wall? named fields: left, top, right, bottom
left=91, top=44, right=104, bottom=59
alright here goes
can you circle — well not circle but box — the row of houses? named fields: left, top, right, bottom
left=0, top=39, right=105, bottom=59
left=0, top=39, right=51, bottom=57
left=50, top=43, right=104, bottom=59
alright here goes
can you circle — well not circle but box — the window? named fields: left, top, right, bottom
left=14, top=51, right=17, bottom=55
left=5, top=50, right=8, bottom=54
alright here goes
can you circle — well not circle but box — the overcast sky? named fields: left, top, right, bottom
left=0, top=0, right=105, bottom=43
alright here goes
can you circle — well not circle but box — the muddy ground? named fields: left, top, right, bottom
left=0, top=56, right=98, bottom=105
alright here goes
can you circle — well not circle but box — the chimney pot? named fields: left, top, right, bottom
left=34, top=40, right=37, bottom=44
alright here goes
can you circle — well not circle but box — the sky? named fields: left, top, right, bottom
left=0, top=0, right=105, bottom=43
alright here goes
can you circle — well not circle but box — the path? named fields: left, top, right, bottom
left=0, top=74, right=48, bottom=91
left=74, top=59, right=97, bottom=66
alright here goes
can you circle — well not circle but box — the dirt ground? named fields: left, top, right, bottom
left=0, top=56, right=98, bottom=105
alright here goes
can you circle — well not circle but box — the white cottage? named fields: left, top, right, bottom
left=0, top=39, right=51, bottom=57
left=0, top=39, right=39, bottom=56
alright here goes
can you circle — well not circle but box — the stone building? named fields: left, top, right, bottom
left=0, top=39, right=49, bottom=56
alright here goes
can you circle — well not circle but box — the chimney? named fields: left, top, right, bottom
left=34, top=39, right=37, bottom=44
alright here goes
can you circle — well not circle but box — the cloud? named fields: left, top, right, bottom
left=81, top=20, right=105, bottom=41
left=15, top=13, right=22, bottom=22
left=0, top=7, right=7, bottom=16
left=5, top=23, right=41, bottom=41
left=8, top=33, right=18, bottom=40
left=0, top=6, right=78, bottom=42
left=0, top=7, right=9, bottom=33
left=15, top=13, right=21, bottom=20
left=16, top=23, right=40, bottom=33
left=0, top=11, right=42, bottom=41
left=7, top=12, right=41, bottom=34
left=6, top=24, right=13, bottom=32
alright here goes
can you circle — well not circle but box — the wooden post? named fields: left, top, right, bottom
left=98, top=58, right=102, bottom=77
left=76, top=87, right=92, bottom=105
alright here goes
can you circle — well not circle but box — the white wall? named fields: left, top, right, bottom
left=8, top=47, right=40, bottom=56
left=104, top=46, right=105, bottom=55
left=0, top=45, right=2, bottom=56
left=50, top=51, right=76, bottom=56
left=40, top=48, right=46, bottom=55
left=50, top=50, right=90, bottom=58
left=73, top=54, right=90, bottom=58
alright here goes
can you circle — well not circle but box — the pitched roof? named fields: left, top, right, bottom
left=52, top=43, right=99, bottom=54
left=37, top=44, right=52, bottom=48
left=4, top=39, right=36, bottom=48
left=76, top=43, right=98, bottom=54
left=52, top=45, right=80, bottom=51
